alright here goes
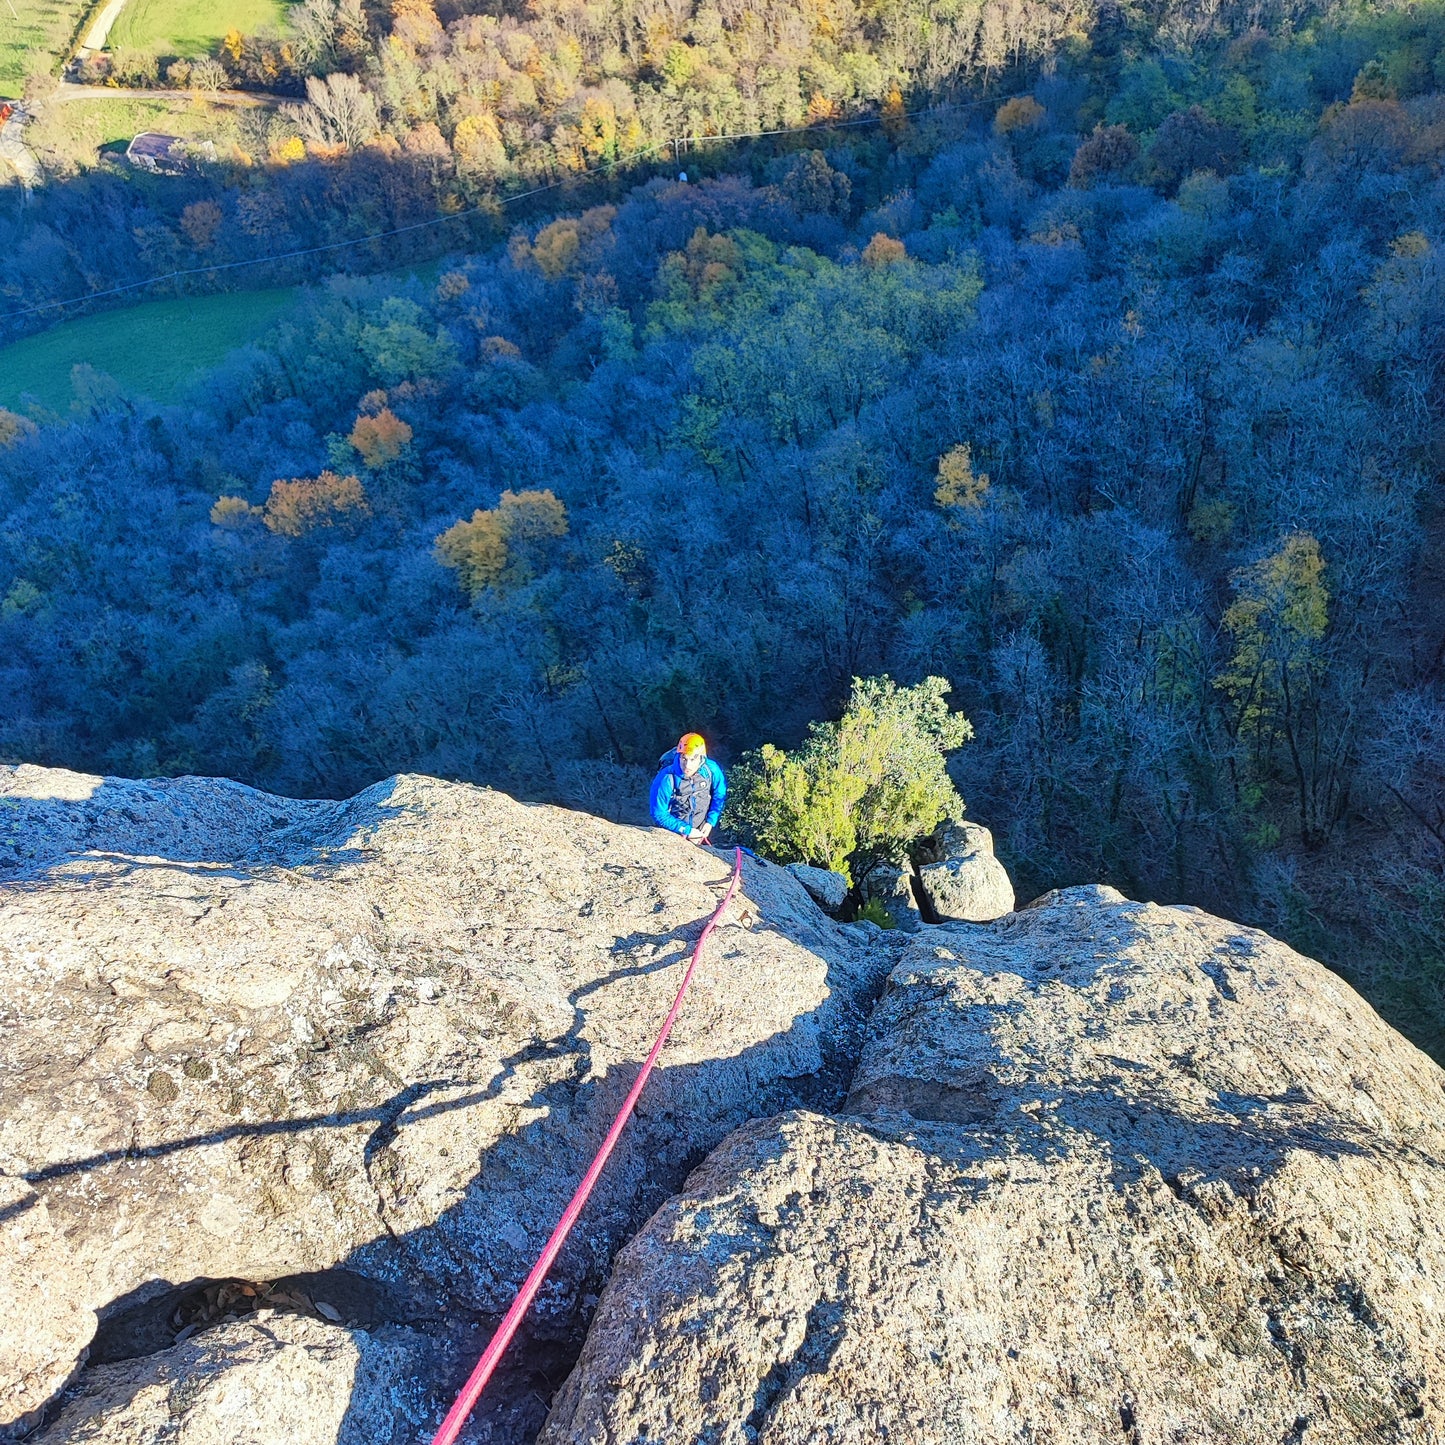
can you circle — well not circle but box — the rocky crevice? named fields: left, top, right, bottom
left=88, top=1270, right=410, bottom=1365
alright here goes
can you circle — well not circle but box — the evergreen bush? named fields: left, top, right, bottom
left=726, top=675, right=973, bottom=885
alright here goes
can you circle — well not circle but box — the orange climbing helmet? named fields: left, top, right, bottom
left=676, top=732, right=707, bottom=757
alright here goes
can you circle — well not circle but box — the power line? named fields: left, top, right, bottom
left=0, top=93, right=1001, bottom=324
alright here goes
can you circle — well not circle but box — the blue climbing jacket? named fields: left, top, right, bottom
left=649, top=752, right=727, bottom=835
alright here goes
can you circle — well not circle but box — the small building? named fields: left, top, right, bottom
left=126, top=133, right=184, bottom=172
left=124, top=133, right=217, bottom=172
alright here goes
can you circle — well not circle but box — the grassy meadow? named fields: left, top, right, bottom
left=108, top=0, right=290, bottom=58
left=0, top=288, right=298, bottom=410
left=24, top=92, right=233, bottom=168
left=0, top=0, right=91, bottom=97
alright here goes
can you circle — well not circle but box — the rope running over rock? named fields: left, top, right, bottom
left=429, top=844, right=745, bottom=1445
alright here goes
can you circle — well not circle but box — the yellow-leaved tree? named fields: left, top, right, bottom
left=1214, top=533, right=1335, bottom=843
left=934, top=444, right=990, bottom=513
left=0, top=410, right=36, bottom=447
left=1215, top=533, right=1328, bottom=734
left=210, top=495, right=263, bottom=528
left=435, top=488, right=568, bottom=596
left=453, top=113, right=507, bottom=179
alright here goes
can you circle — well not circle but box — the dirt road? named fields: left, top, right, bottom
left=52, top=83, right=288, bottom=105
left=74, top=0, right=130, bottom=57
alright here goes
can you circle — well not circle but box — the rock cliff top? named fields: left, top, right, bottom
left=544, top=887, right=1445, bottom=1444
left=0, top=765, right=890, bottom=1441
left=5, top=766, right=1444, bottom=1445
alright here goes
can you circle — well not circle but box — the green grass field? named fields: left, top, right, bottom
left=108, top=0, right=289, bottom=57
left=0, top=0, right=91, bottom=98
left=0, top=288, right=298, bottom=411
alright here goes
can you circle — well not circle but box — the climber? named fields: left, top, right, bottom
left=649, top=732, right=726, bottom=844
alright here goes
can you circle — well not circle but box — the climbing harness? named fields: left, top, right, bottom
left=429, top=847, right=745, bottom=1445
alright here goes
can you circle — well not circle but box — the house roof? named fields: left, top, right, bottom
left=126, top=133, right=181, bottom=160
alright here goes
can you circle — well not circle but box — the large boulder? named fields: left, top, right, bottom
left=30, top=1313, right=436, bottom=1445
left=785, top=863, right=848, bottom=914
left=540, top=886, right=1445, bottom=1444
left=916, top=819, right=1014, bottom=922
left=0, top=766, right=892, bottom=1440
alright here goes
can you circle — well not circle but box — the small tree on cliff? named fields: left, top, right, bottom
left=726, top=675, right=972, bottom=884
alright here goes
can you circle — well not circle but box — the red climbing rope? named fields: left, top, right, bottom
left=429, top=845, right=745, bottom=1445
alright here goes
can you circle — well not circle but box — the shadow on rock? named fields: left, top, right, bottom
left=534, top=887, right=1445, bottom=1445
left=13, top=805, right=896, bottom=1445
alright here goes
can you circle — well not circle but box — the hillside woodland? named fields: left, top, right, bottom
left=1, top=1, right=1443, bottom=1055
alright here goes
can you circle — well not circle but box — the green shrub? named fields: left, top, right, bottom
left=853, top=898, right=897, bottom=929
left=725, top=675, right=972, bottom=885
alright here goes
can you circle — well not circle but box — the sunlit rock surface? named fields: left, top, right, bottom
left=28, top=1313, right=436, bottom=1445
left=0, top=766, right=890, bottom=1439
left=784, top=863, right=848, bottom=914
left=540, top=886, right=1445, bottom=1444
left=915, top=819, right=1015, bottom=922
left=11, top=765, right=1443, bottom=1445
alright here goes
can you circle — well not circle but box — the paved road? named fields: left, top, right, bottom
left=0, top=106, right=40, bottom=187
left=74, top=0, right=129, bottom=56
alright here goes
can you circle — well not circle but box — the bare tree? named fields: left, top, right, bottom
left=283, top=72, right=379, bottom=151
left=290, top=0, right=339, bottom=71
left=190, top=57, right=228, bottom=93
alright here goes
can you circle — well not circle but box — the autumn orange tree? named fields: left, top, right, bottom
left=349, top=408, right=414, bottom=469
left=861, top=233, right=908, bottom=267
left=261, top=473, right=372, bottom=538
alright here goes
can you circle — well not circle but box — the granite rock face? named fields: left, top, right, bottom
left=540, top=885, right=1445, bottom=1445
left=0, top=765, right=891, bottom=1439
left=784, top=864, right=848, bottom=914
left=29, top=1314, right=436, bottom=1445
left=915, top=819, right=1014, bottom=922
left=12, top=764, right=1445, bottom=1445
